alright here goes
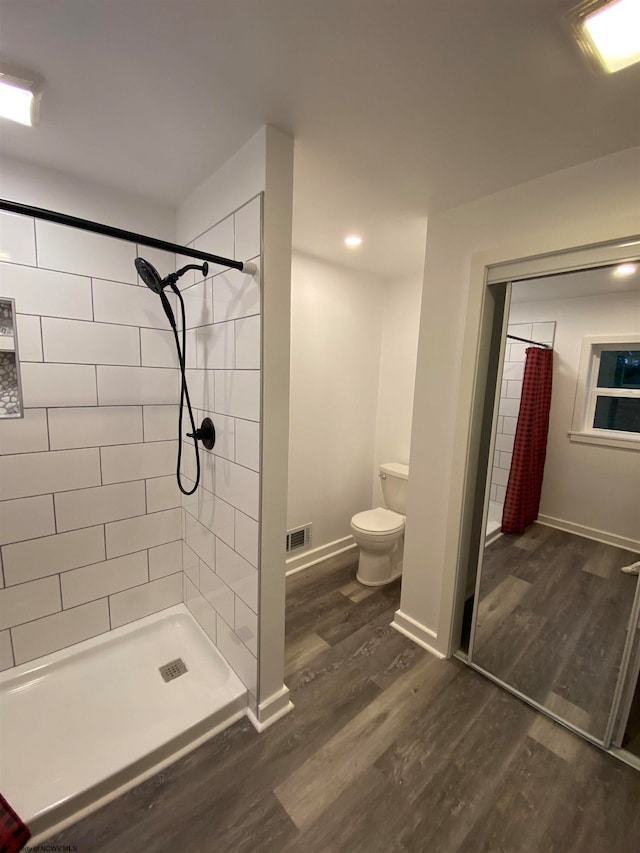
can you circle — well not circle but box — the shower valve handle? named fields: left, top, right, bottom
left=187, top=417, right=216, bottom=450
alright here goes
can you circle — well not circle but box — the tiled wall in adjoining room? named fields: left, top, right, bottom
left=489, top=321, right=556, bottom=507
left=179, top=194, right=262, bottom=699
left=0, top=210, right=184, bottom=671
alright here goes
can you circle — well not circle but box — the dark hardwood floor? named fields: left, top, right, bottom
left=473, top=524, right=639, bottom=740
left=623, top=673, right=640, bottom=756
left=48, top=552, right=640, bottom=852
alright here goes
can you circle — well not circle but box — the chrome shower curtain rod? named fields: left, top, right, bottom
left=507, top=333, right=550, bottom=349
left=0, top=198, right=249, bottom=273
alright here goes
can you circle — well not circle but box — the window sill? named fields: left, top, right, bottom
left=568, top=431, right=640, bottom=451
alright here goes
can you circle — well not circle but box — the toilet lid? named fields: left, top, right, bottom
left=351, top=507, right=405, bottom=534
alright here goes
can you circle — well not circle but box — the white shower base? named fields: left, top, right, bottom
left=486, top=500, right=504, bottom=544
left=0, top=605, right=247, bottom=837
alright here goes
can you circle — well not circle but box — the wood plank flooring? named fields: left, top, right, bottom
left=473, top=524, right=639, bottom=740
left=47, top=552, right=640, bottom=852
left=623, top=672, right=640, bottom=756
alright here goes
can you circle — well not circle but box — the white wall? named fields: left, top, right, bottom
left=1, top=155, right=175, bottom=239
left=399, top=145, right=640, bottom=656
left=372, top=273, right=422, bottom=505
left=0, top=162, right=182, bottom=671
left=508, top=288, right=640, bottom=547
left=288, top=252, right=385, bottom=551
left=287, top=258, right=422, bottom=561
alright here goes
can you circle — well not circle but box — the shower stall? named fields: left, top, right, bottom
left=485, top=323, right=556, bottom=543
left=0, top=157, right=286, bottom=841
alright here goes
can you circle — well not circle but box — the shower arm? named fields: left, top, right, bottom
left=0, top=198, right=258, bottom=276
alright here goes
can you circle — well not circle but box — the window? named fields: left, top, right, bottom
left=570, top=335, right=640, bottom=450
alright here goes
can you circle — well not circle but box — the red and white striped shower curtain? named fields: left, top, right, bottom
left=501, top=346, right=554, bottom=535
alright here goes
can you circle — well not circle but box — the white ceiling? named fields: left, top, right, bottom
left=0, top=0, right=639, bottom=277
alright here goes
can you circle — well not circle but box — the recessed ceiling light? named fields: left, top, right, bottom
left=0, top=64, right=42, bottom=126
left=613, top=262, right=637, bottom=277
left=571, top=0, right=640, bottom=73
left=344, top=235, right=362, bottom=247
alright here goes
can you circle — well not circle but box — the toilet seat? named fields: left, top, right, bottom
left=351, top=507, right=404, bottom=535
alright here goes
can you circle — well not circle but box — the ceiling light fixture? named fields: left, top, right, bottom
left=570, top=0, right=640, bottom=73
left=0, top=63, right=42, bottom=126
left=344, top=235, right=362, bottom=247
left=613, top=262, right=637, bottom=277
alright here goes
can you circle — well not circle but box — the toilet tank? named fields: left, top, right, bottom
left=379, top=463, right=409, bottom=514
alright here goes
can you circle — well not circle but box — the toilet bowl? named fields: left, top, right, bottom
left=350, top=463, right=409, bottom=587
left=351, top=507, right=405, bottom=586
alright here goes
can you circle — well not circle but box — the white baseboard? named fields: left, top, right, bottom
left=286, top=535, right=357, bottom=576
left=247, top=685, right=294, bottom=732
left=538, top=514, right=640, bottom=553
left=391, top=609, right=445, bottom=659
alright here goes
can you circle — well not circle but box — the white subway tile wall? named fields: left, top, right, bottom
left=140, top=328, right=180, bottom=368
left=105, top=508, right=182, bottom=558
left=36, top=222, right=138, bottom=284
left=0, top=197, right=262, bottom=701
left=233, top=197, right=261, bottom=262
left=12, top=599, right=111, bottom=666
left=3, top=526, right=106, bottom=585
left=0, top=448, right=102, bottom=500
left=92, top=278, right=176, bottom=328
left=0, top=576, right=61, bottom=630
left=109, top=572, right=182, bottom=629
left=184, top=577, right=216, bottom=644
left=0, top=264, right=93, bottom=320
left=234, top=315, right=261, bottom=369
left=47, top=406, right=144, bottom=450
left=145, top=475, right=181, bottom=513
left=96, top=365, right=179, bottom=406
left=41, top=317, right=141, bottom=366
left=15, top=315, right=43, bottom=361
left=195, top=322, right=235, bottom=369
left=142, top=404, right=179, bottom=442
left=235, top=418, right=260, bottom=472
left=54, top=481, right=146, bottom=532
left=0, top=215, right=184, bottom=671
left=0, top=409, right=49, bottom=455
left=0, top=495, right=56, bottom=545
left=21, top=363, right=98, bottom=407
left=234, top=596, right=258, bottom=656
left=181, top=196, right=261, bottom=697
left=195, top=216, right=235, bottom=266
left=214, top=370, right=260, bottom=421
left=100, top=440, right=177, bottom=484
left=149, top=540, right=183, bottom=580
left=212, top=267, right=261, bottom=323
left=0, top=631, right=13, bottom=671
left=234, top=510, right=259, bottom=567
left=60, top=551, right=149, bottom=609
left=182, top=542, right=200, bottom=587
left=0, top=211, right=37, bottom=266
left=489, top=322, right=556, bottom=508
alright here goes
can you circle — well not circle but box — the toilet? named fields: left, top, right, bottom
left=350, top=462, right=409, bottom=587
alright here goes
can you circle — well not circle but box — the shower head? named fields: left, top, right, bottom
left=135, top=257, right=209, bottom=293
left=135, top=257, right=163, bottom=294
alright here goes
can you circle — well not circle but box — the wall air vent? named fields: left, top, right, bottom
left=286, top=524, right=311, bottom=553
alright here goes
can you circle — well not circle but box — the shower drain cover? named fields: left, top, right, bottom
left=159, top=658, right=188, bottom=682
